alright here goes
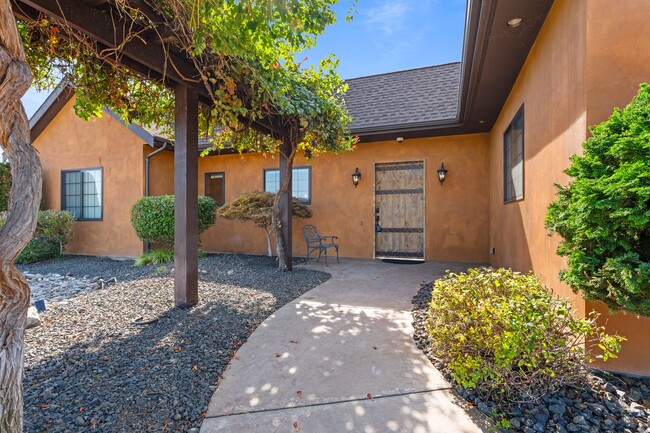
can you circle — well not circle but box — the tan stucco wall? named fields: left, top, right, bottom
left=144, top=145, right=175, bottom=196
left=489, top=0, right=588, bottom=310
left=34, top=99, right=146, bottom=257
left=193, top=134, right=490, bottom=262
left=489, top=0, right=650, bottom=375
left=584, top=0, right=650, bottom=375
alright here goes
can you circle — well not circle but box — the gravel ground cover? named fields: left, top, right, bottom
left=22, top=254, right=329, bottom=433
left=413, top=282, right=650, bottom=433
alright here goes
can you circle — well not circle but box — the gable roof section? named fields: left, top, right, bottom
left=345, top=63, right=461, bottom=135
left=29, top=84, right=74, bottom=142
left=346, top=0, right=554, bottom=142
left=29, top=82, right=171, bottom=149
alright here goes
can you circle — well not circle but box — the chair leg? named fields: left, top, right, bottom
left=324, top=248, right=328, bottom=266
left=336, top=246, right=339, bottom=263
left=317, top=248, right=322, bottom=262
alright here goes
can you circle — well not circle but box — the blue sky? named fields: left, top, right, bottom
left=21, top=0, right=467, bottom=118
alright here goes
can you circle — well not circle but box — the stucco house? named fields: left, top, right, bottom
left=28, top=0, right=650, bottom=376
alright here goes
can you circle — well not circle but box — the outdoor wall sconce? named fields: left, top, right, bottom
left=437, top=163, right=448, bottom=185
left=352, top=167, right=362, bottom=187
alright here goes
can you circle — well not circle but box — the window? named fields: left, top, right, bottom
left=264, top=166, right=311, bottom=204
left=62, top=168, right=103, bottom=220
left=504, top=106, right=524, bottom=202
left=205, top=172, right=225, bottom=206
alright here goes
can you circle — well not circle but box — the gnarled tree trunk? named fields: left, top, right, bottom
left=272, top=135, right=298, bottom=272
left=0, top=1, right=42, bottom=431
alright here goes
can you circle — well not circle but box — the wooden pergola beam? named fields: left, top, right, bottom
left=17, top=0, right=205, bottom=88
left=173, top=84, right=199, bottom=307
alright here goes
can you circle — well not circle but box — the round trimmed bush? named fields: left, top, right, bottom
left=546, top=83, right=650, bottom=316
left=426, top=268, right=624, bottom=404
left=130, top=195, right=218, bottom=246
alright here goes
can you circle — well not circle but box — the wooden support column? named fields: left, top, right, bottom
left=174, top=84, right=199, bottom=307
left=279, top=138, right=293, bottom=271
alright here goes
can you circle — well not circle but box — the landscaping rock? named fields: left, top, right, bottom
left=412, top=281, right=650, bottom=433
left=22, top=254, right=330, bottom=433
left=26, top=306, right=41, bottom=329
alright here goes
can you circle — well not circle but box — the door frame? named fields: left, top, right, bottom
left=372, top=159, right=426, bottom=261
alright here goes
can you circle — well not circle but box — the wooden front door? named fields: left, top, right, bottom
left=374, top=161, right=425, bottom=260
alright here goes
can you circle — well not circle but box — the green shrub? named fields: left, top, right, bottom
left=135, top=248, right=175, bottom=266
left=18, top=239, right=61, bottom=264
left=426, top=268, right=625, bottom=404
left=130, top=195, right=218, bottom=245
left=546, top=83, right=650, bottom=316
left=0, top=210, right=75, bottom=263
left=0, top=162, right=10, bottom=212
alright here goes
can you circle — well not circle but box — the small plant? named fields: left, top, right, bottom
left=0, top=210, right=75, bottom=263
left=426, top=268, right=625, bottom=405
left=130, top=195, right=218, bottom=246
left=135, top=249, right=175, bottom=266
left=0, top=161, right=10, bottom=212
left=218, top=191, right=312, bottom=257
left=546, top=83, right=650, bottom=317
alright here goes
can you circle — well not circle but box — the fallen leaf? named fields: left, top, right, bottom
left=290, top=340, right=299, bottom=344
left=40, top=404, right=50, bottom=409
left=294, top=421, right=300, bottom=431
left=79, top=406, right=84, bottom=412
left=367, top=393, right=375, bottom=400
left=233, top=356, right=241, bottom=361
left=297, top=391, right=303, bottom=399
left=275, top=353, right=282, bottom=358
left=372, top=346, right=378, bottom=350
left=91, top=419, right=98, bottom=428
left=192, top=365, right=199, bottom=371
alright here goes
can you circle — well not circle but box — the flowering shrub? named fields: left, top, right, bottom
left=426, top=268, right=625, bottom=404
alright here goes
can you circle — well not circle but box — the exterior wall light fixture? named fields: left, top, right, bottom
left=507, top=17, right=522, bottom=28
left=437, top=163, right=448, bottom=185
left=352, top=167, right=361, bottom=187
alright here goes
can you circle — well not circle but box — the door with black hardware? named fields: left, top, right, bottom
left=374, top=161, right=425, bottom=260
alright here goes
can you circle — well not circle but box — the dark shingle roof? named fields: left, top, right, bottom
left=344, top=62, right=461, bottom=132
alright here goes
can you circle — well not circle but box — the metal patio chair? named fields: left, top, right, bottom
left=302, top=224, right=339, bottom=265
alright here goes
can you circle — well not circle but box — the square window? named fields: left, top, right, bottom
left=264, top=167, right=311, bottom=204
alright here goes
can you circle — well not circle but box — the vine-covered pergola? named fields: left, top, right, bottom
left=12, top=0, right=301, bottom=306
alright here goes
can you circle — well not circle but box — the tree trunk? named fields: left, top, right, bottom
left=272, top=137, right=297, bottom=272
left=0, top=1, right=42, bottom=431
left=263, top=226, right=273, bottom=257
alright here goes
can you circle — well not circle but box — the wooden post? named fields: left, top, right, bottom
left=279, top=138, right=293, bottom=271
left=173, top=84, right=199, bottom=307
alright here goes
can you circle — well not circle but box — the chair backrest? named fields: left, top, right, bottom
left=302, top=224, right=320, bottom=244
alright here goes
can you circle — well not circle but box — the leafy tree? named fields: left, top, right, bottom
left=546, top=83, right=650, bottom=316
left=1, top=0, right=355, bottom=429
left=218, top=191, right=312, bottom=257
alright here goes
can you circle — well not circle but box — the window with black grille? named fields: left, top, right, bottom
left=62, top=168, right=103, bottom=220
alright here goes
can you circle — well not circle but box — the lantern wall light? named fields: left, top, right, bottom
left=437, top=163, right=448, bottom=185
left=352, top=167, right=362, bottom=187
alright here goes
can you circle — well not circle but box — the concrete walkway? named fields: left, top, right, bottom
left=201, top=259, right=491, bottom=433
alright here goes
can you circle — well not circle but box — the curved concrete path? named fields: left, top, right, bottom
left=201, top=259, right=491, bottom=433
